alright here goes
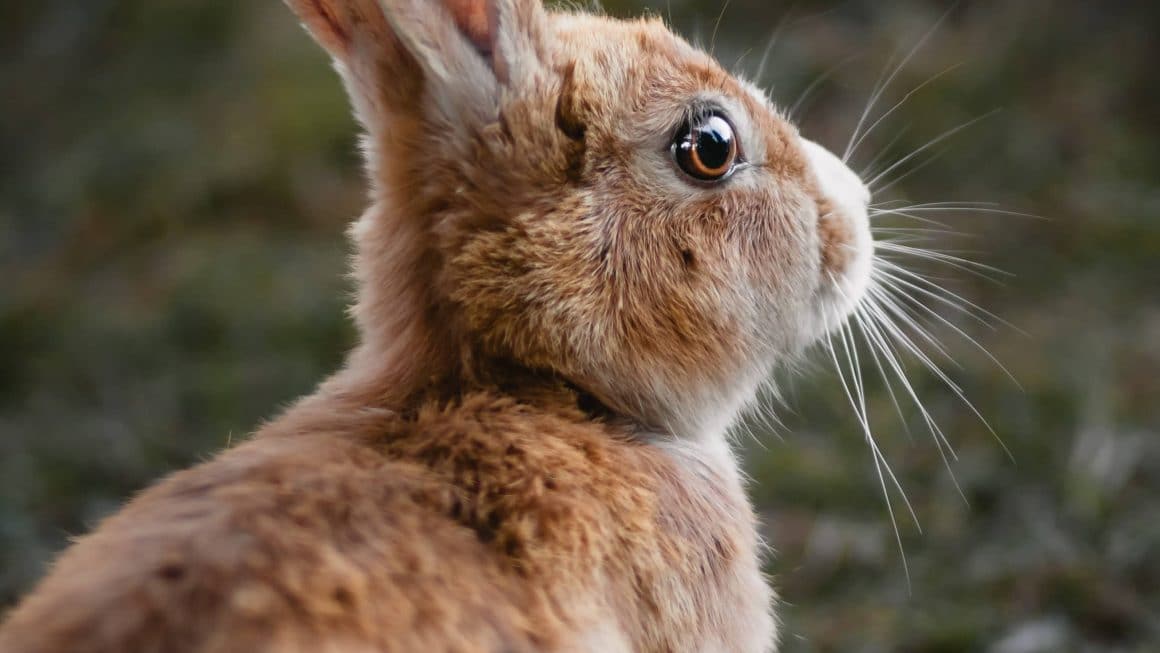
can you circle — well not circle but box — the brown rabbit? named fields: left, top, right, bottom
left=0, top=0, right=874, bottom=651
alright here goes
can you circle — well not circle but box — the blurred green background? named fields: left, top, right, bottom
left=1, top=1, right=1157, bottom=651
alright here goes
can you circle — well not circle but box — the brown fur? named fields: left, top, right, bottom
left=1, top=387, right=767, bottom=652
left=0, top=1, right=874, bottom=651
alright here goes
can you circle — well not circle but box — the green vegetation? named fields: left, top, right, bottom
left=2, top=1, right=1156, bottom=650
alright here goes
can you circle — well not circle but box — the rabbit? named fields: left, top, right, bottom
left=0, top=0, right=874, bottom=651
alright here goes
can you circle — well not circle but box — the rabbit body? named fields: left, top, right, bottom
left=1, top=0, right=880, bottom=650
left=0, top=385, right=772, bottom=652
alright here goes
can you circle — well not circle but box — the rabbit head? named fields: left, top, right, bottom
left=287, top=0, right=872, bottom=440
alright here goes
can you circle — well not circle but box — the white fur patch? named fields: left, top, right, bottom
left=801, top=138, right=874, bottom=326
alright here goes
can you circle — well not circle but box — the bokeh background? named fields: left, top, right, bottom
left=2, top=1, right=1157, bottom=651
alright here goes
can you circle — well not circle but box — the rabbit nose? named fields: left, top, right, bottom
left=799, top=139, right=871, bottom=211
left=799, top=136, right=875, bottom=316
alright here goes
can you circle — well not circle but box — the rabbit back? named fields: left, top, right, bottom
left=0, top=389, right=773, bottom=653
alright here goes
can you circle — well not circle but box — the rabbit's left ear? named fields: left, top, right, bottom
left=438, top=0, right=549, bottom=86
left=285, top=0, right=549, bottom=133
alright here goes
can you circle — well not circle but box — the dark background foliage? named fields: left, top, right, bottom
left=1, top=1, right=1157, bottom=651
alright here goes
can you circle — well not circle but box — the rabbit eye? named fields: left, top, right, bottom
left=672, top=113, right=739, bottom=182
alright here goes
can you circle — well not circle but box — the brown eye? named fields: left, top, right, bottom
left=672, top=113, right=739, bottom=182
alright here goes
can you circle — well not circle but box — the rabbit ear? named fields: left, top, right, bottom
left=285, top=0, right=548, bottom=132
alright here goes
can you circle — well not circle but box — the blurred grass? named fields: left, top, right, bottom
left=1, top=1, right=1158, bottom=651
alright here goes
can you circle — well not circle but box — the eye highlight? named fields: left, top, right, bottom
left=672, top=113, right=739, bottom=183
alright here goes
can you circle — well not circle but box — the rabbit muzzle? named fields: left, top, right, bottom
left=801, top=138, right=874, bottom=331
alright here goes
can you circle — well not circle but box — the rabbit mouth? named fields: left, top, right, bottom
left=800, top=138, right=874, bottom=333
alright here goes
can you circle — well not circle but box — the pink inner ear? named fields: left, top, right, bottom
left=445, top=0, right=494, bottom=56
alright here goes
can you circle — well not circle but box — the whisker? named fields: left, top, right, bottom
left=866, top=110, right=1000, bottom=190
left=872, top=271, right=1002, bottom=345
left=868, top=280, right=963, bottom=367
left=878, top=254, right=1006, bottom=286
left=858, top=297, right=969, bottom=503
left=787, top=53, right=863, bottom=122
left=732, top=47, right=755, bottom=75
left=871, top=226, right=967, bottom=237
left=877, top=262, right=996, bottom=319
left=876, top=241, right=1011, bottom=280
left=868, top=290, right=978, bottom=424
left=852, top=303, right=913, bottom=441
left=842, top=5, right=955, bottom=163
left=826, top=325, right=915, bottom=585
left=874, top=272, right=1024, bottom=392
left=876, top=205, right=1047, bottom=221
left=876, top=261, right=1021, bottom=333
left=709, top=0, right=733, bottom=56
left=843, top=51, right=901, bottom=164
left=848, top=320, right=920, bottom=579
left=869, top=208, right=954, bottom=229
left=861, top=302, right=962, bottom=455
left=874, top=236, right=946, bottom=247
left=753, top=3, right=798, bottom=84
left=871, top=145, right=950, bottom=196
left=847, top=61, right=964, bottom=163
left=832, top=281, right=924, bottom=522
left=875, top=200, right=1000, bottom=208
left=869, top=283, right=1017, bottom=461
left=859, top=125, right=911, bottom=180
left=876, top=241, right=1001, bottom=267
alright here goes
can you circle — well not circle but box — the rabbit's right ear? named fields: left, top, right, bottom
left=285, top=0, right=548, bottom=134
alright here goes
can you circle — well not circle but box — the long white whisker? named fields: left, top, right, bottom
left=861, top=302, right=962, bottom=456
left=876, top=241, right=1011, bottom=280
left=877, top=262, right=1021, bottom=333
left=753, top=1, right=804, bottom=83
left=869, top=283, right=1016, bottom=461
left=831, top=280, right=922, bottom=527
left=869, top=281, right=963, bottom=366
left=842, top=6, right=954, bottom=163
left=878, top=254, right=1006, bottom=286
left=859, top=126, right=911, bottom=179
left=853, top=303, right=913, bottom=441
left=876, top=245, right=1004, bottom=276
left=877, top=263, right=1001, bottom=326
left=843, top=52, right=900, bottom=163
left=753, top=1, right=855, bottom=83
left=869, top=208, right=954, bottom=229
left=866, top=110, right=1000, bottom=190
left=871, top=146, right=950, bottom=196
left=827, top=325, right=914, bottom=585
left=872, top=226, right=966, bottom=238
left=880, top=206, right=1046, bottom=221
left=787, top=53, right=862, bottom=121
left=868, top=290, right=974, bottom=422
left=874, top=200, right=1001, bottom=209
left=873, top=277, right=985, bottom=360
left=859, top=298, right=969, bottom=503
left=847, top=61, right=964, bottom=162
left=708, top=0, right=733, bottom=56
left=875, top=272, right=1024, bottom=392
left=874, top=236, right=949, bottom=247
